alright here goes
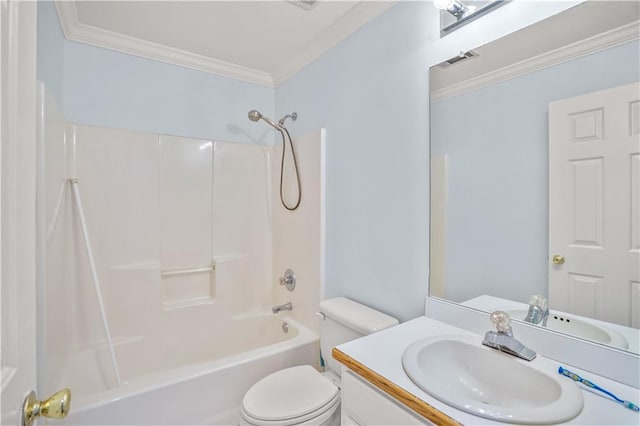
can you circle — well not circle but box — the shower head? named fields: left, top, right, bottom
left=248, top=110, right=262, bottom=122
left=248, top=109, right=281, bottom=130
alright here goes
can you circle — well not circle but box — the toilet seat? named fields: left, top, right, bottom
left=241, top=365, right=340, bottom=426
left=240, top=393, right=340, bottom=426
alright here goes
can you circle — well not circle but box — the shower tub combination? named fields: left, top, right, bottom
left=62, top=316, right=318, bottom=425
left=38, top=85, right=324, bottom=424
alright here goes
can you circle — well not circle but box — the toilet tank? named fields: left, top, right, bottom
left=318, top=297, right=398, bottom=375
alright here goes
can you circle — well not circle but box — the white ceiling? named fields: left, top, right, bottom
left=56, top=1, right=396, bottom=87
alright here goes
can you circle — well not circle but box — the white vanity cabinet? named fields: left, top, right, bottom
left=340, top=369, right=433, bottom=426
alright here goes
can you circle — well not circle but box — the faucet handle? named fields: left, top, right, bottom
left=490, top=310, right=512, bottom=334
left=529, top=294, right=548, bottom=310
left=279, top=269, right=296, bottom=292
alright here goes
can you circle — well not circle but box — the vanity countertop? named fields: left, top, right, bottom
left=334, top=316, right=640, bottom=425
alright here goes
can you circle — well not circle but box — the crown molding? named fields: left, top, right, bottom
left=272, top=1, right=397, bottom=86
left=54, top=0, right=79, bottom=36
left=54, top=1, right=397, bottom=88
left=431, top=21, right=640, bottom=102
left=54, top=1, right=274, bottom=87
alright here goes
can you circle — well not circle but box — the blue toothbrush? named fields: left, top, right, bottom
left=559, top=366, right=640, bottom=412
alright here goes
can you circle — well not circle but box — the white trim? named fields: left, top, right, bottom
left=431, top=21, right=640, bottom=102
left=271, top=1, right=397, bottom=86
left=319, top=128, right=326, bottom=302
left=54, top=1, right=273, bottom=87
left=54, top=1, right=396, bottom=88
left=53, top=0, right=78, bottom=37
left=1, top=0, right=38, bottom=421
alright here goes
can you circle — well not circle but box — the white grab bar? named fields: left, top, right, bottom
left=161, top=265, right=214, bottom=277
left=70, top=180, right=122, bottom=387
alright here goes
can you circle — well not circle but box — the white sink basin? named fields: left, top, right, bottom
left=402, top=335, right=584, bottom=424
left=504, top=309, right=629, bottom=350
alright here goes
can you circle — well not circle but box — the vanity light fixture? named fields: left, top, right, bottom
left=435, top=0, right=509, bottom=36
left=433, top=0, right=473, bottom=19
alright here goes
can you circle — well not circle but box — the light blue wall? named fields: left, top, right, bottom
left=276, top=2, right=433, bottom=321
left=431, top=41, right=640, bottom=304
left=37, top=0, right=274, bottom=144
left=63, top=42, right=275, bottom=144
left=37, top=1, right=65, bottom=105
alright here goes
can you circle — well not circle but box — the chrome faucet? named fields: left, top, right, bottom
left=272, top=302, right=293, bottom=314
left=524, top=294, right=549, bottom=326
left=482, top=311, right=536, bottom=361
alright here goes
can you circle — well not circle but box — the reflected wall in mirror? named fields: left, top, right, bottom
left=429, top=0, right=640, bottom=354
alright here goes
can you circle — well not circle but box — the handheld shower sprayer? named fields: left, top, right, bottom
left=247, top=109, right=302, bottom=211
left=247, top=109, right=261, bottom=121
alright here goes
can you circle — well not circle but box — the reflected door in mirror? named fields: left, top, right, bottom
left=548, top=82, right=640, bottom=328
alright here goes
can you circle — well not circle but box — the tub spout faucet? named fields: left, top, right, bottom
left=482, top=311, right=536, bottom=361
left=272, top=302, right=293, bottom=314
left=524, top=294, right=549, bottom=326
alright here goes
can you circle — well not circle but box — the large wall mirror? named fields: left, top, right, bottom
left=429, top=1, right=640, bottom=354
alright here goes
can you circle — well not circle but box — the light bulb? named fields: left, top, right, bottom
left=433, top=0, right=455, bottom=10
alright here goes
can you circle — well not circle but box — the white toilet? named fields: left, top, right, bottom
left=240, top=297, right=399, bottom=426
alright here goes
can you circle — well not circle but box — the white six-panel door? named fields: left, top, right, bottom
left=549, top=81, right=640, bottom=327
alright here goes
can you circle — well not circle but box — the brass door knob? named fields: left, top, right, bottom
left=552, top=255, right=565, bottom=265
left=22, top=388, right=71, bottom=426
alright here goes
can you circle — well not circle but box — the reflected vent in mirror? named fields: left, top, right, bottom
left=438, top=50, right=479, bottom=68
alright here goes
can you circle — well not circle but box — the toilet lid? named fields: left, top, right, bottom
left=242, top=365, right=339, bottom=422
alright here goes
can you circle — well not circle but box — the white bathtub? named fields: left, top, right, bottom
left=60, top=316, right=319, bottom=425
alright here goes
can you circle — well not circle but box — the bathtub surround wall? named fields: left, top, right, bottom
left=39, top=82, right=325, bottom=413
left=44, top=122, right=276, bottom=396
left=272, top=129, right=326, bottom=332
left=213, top=142, right=274, bottom=314
left=159, top=135, right=215, bottom=307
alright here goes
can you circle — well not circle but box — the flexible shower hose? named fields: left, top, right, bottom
left=278, top=126, right=302, bottom=211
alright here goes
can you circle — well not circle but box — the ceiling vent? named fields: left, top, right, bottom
left=288, top=0, right=318, bottom=10
left=438, top=50, right=479, bottom=68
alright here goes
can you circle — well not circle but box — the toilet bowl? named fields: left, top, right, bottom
left=240, top=298, right=398, bottom=426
